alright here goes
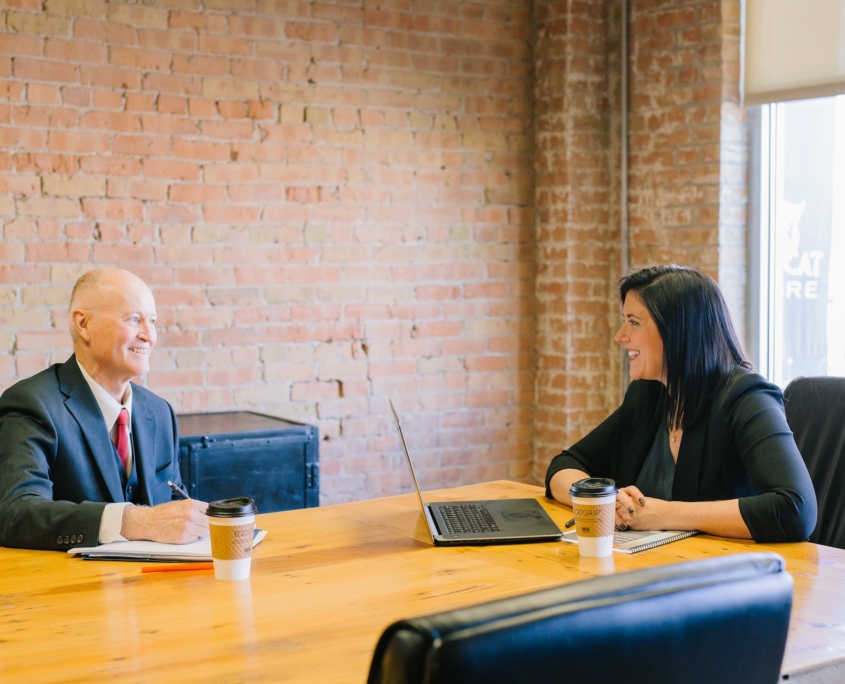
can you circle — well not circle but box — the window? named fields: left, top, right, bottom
left=749, top=96, right=845, bottom=388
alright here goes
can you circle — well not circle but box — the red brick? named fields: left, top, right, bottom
left=148, top=204, right=199, bottom=224
left=0, top=33, right=43, bottom=57
left=197, top=35, right=254, bottom=56
left=142, top=159, right=199, bottom=181
left=188, top=98, right=217, bottom=117
left=172, top=139, right=230, bottom=160
left=78, top=156, right=138, bottom=176
left=172, top=54, right=228, bottom=76
left=113, top=135, right=170, bottom=157
left=48, top=130, right=108, bottom=153
left=13, top=58, right=77, bottom=83
left=169, top=184, right=225, bottom=203
left=202, top=204, right=259, bottom=224
left=147, top=369, right=204, bottom=389
left=15, top=330, right=71, bottom=352
left=169, top=10, right=228, bottom=33
left=106, top=178, right=168, bottom=201
left=285, top=22, right=337, bottom=43
left=291, top=381, right=340, bottom=401
left=79, top=110, right=139, bottom=133
left=140, top=114, right=199, bottom=136
left=79, top=65, right=141, bottom=90
left=25, top=242, right=89, bottom=262
left=82, top=198, right=144, bottom=221
left=138, top=29, right=197, bottom=53
left=16, top=197, right=79, bottom=218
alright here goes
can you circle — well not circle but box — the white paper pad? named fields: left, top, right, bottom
left=68, top=529, right=267, bottom=562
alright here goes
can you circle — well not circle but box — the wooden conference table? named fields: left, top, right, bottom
left=2, top=481, right=845, bottom=683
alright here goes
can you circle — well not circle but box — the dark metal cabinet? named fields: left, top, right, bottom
left=176, top=411, right=319, bottom=513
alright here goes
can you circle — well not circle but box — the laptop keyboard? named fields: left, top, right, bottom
left=440, top=504, right=501, bottom=534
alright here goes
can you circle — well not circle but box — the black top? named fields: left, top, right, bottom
left=544, top=366, right=817, bottom=543
left=635, top=428, right=675, bottom=501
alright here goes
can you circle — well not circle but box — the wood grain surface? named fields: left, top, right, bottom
left=2, top=481, right=844, bottom=683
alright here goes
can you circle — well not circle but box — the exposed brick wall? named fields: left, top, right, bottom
left=0, top=0, right=750, bottom=502
left=626, top=0, right=748, bottom=341
left=531, top=0, right=749, bottom=480
left=0, top=0, right=535, bottom=504
left=532, top=0, right=620, bottom=483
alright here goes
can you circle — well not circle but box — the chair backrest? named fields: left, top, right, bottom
left=784, top=376, right=845, bottom=549
left=367, top=552, right=793, bottom=684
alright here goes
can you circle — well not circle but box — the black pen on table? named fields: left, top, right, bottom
left=167, top=480, right=190, bottom=500
left=564, top=518, right=575, bottom=528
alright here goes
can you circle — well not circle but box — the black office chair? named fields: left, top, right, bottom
left=367, top=552, right=792, bottom=684
left=784, top=376, right=845, bottom=549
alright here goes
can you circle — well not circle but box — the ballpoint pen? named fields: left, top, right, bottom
left=565, top=518, right=575, bottom=528
left=167, top=480, right=190, bottom=500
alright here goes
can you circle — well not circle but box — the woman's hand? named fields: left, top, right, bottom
left=614, top=485, right=664, bottom=530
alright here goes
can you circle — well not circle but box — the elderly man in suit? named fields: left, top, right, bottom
left=0, top=268, right=208, bottom=550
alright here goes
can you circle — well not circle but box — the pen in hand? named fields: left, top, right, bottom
left=167, top=480, right=190, bottom=500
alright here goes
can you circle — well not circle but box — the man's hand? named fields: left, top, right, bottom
left=120, top=499, right=209, bottom=544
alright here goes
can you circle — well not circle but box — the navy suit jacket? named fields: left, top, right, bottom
left=0, top=355, right=183, bottom=550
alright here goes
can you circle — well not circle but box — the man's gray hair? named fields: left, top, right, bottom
left=68, top=270, right=105, bottom=343
left=68, top=270, right=103, bottom=312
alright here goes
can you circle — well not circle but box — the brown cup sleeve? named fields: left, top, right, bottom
left=572, top=502, right=615, bottom=538
left=210, top=522, right=254, bottom=561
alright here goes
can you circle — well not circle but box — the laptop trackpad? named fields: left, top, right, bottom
left=487, top=499, right=560, bottom=534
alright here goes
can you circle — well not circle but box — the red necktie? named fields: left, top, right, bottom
left=115, top=408, right=130, bottom=472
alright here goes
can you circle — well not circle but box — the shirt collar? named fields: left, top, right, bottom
left=77, top=361, right=133, bottom=433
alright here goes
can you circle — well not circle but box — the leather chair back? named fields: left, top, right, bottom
left=784, top=376, right=845, bottom=548
left=367, top=552, right=792, bottom=684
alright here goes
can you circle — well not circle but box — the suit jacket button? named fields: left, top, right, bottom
left=70, top=535, right=77, bottom=544
left=57, top=535, right=63, bottom=544
left=127, top=486, right=133, bottom=495
left=78, top=534, right=83, bottom=543
left=64, top=536, right=70, bottom=544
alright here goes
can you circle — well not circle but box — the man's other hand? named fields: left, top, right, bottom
left=120, top=499, right=209, bottom=544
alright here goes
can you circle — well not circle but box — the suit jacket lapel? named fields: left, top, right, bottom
left=59, top=356, right=124, bottom=503
left=131, top=387, right=157, bottom=506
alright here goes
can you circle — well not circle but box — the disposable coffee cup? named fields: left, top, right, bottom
left=570, top=478, right=617, bottom=558
left=207, top=497, right=258, bottom=581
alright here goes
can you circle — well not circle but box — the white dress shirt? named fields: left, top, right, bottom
left=77, top=363, right=134, bottom=544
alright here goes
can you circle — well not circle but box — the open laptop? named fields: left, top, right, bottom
left=389, top=400, right=563, bottom=546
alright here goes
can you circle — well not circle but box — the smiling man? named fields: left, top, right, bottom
left=0, top=268, right=208, bottom=550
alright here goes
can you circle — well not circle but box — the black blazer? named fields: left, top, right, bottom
left=0, top=355, right=183, bottom=550
left=545, top=367, right=817, bottom=543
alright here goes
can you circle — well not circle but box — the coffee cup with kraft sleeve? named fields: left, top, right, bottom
left=569, top=478, right=617, bottom=557
left=206, top=497, right=258, bottom=580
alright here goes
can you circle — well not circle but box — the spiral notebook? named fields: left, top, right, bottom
left=68, top=529, right=267, bottom=562
left=561, top=528, right=699, bottom=554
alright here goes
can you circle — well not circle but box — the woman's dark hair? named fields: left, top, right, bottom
left=619, top=265, right=750, bottom=430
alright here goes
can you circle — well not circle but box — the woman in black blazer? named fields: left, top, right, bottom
left=545, top=265, right=817, bottom=543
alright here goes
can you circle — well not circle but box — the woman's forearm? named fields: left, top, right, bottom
left=616, top=489, right=752, bottom=539
left=660, top=499, right=751, bottom=538
left=548, top=469, right=590, bottom=506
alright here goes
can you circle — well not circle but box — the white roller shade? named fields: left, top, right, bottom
left=745, top=0, right=845, bottom=105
